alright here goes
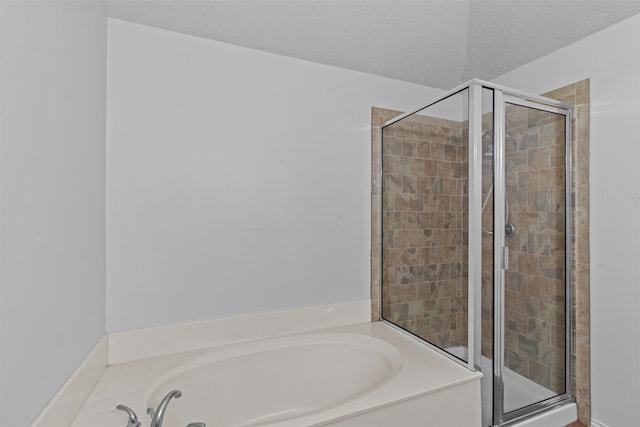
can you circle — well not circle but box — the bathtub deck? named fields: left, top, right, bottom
left=71, top=322, right=482, bottom=427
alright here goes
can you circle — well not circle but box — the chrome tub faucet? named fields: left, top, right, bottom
left=148, top=389, right=182, bottom=427
left=117, top=389, right=205, bottom=427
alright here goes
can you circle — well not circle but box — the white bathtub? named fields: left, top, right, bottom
left=71, top=322, right=482, bottom=427
left=145, top=334, right=403, bottom=426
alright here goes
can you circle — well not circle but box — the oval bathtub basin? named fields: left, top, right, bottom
left=145, top=333, right=403, bottom=427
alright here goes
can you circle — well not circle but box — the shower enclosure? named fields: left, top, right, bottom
left=378, top=80, right=573, bottom=426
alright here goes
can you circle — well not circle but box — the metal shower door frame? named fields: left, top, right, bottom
left=490, top=89, right=573, bottom=426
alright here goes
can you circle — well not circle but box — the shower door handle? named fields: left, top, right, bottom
left=501, top=246, right=509, bottom=270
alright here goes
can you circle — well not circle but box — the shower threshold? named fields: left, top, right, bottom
left=447, top=346, right=575, bottom=426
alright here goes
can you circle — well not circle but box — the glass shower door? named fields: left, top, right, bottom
left=493, top=94, right=571, bottom=424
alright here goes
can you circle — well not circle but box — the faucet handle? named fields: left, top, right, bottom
left=186, top=423, right=206, bottom=427
left=116, top=404, right=141, bottom=427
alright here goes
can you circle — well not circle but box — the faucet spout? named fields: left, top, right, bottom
left=148, top=389, right=182, bottom=427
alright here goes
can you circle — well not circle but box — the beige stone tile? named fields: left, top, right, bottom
left=443, top=144, right=458, bottom=161
left=383, top=135, right=402, bottom=156
left=527, top=317, right=552, bottom=343
left=543, top=84, right=576, bottom=105
left=550, top=142, right=566, bottom=167
left=402, top=175, right=417, bottom=194
left=539, top=254, right=565, bottom=280
left=574, top=79, right=590, bottom=105
left=539, top=299, right=565, bottom=326
left=528, top=146, right=552, bottom=169
left=383, top=174, right=401, bottom=194
left=517, top=169, right=538, bottom=192
left=411, top=122, right=426, bottom=140
left=549, top=323, right=566, bottom=349
left=395, top=156, right=411, bottom=175
left=382, top=154, right=395, bottom=173
left=575, top=263, right=590, bottom=345
left=539, top=120, right=565, bottom=146
left=518, top=128, right=540, bottom=151
left=401, top=248, right=417, bottom=265
left=402, top=139, right=417, bottom=157
left=394, top=122, right=413, bottom=139
left=437, top=126, right=451, bottom=145
left=506, top=349, right=529, bottom=376
left=436, top=195, right=451, bottom=212
left=529, top=359, right=552, bottom=388
left=518, top=293, right=541, bottom=317
left=408, top=157, right=423, bottom=176
left=506, top=104, right=528, bottom=129
left=507, top=150, right=528, bottom=172
left=451, top=162, right=465, bottom=179
left=382, top=192, right=394, bottom=212
left=436, top=161, right=452, bottom=179
left=576, top=342, right=591, bottom=422
left=423, top=159, right=438, bottom=176
left=518, top=252, right=539, bottom=275
left=382, top=267, right=396, bottom=286
left=384, top=211, right=401, bottom=232
left=431, top=143, right=445, bottom=160
left=392, top=192, right=410, bottom=212
left=389, top=302, right=409, bottom=322
left=382, top=248, right=401, bottom=268
left=424, top=124, right=438, bottom=142
left=526, top=276, right=552, bottom=300
left=538, top=166, right=564, bottom=190
left=450, top=128, right=462, bottom=148
left=550, top=368, right=566, bottom=394
left=376, top=108, right=404, bottom=125
left=416, top=140, right=431, bottom=159
left=540, top=341, right=564, bottom=370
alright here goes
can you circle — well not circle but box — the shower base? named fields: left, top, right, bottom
left=447, top=346, right=577, bottom=426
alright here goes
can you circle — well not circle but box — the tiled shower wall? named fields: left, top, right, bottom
left=379, top=114, right=468, bottom=350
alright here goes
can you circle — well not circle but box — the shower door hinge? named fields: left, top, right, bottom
left=502, top=246, right=509, bottom=270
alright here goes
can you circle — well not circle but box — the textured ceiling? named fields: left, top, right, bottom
left=105, top=0, right=640, bottom=89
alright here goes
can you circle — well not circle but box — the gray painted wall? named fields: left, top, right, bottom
left=105, top=19, right=441, bottom=332
left=0, top=2, right=107, bottom=425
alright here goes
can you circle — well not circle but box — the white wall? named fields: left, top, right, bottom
left=106, top=19, right=441, bottom=332
left=494, top=13, right=640, bottom=427
left=0, top=2, right=107, bottom=426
